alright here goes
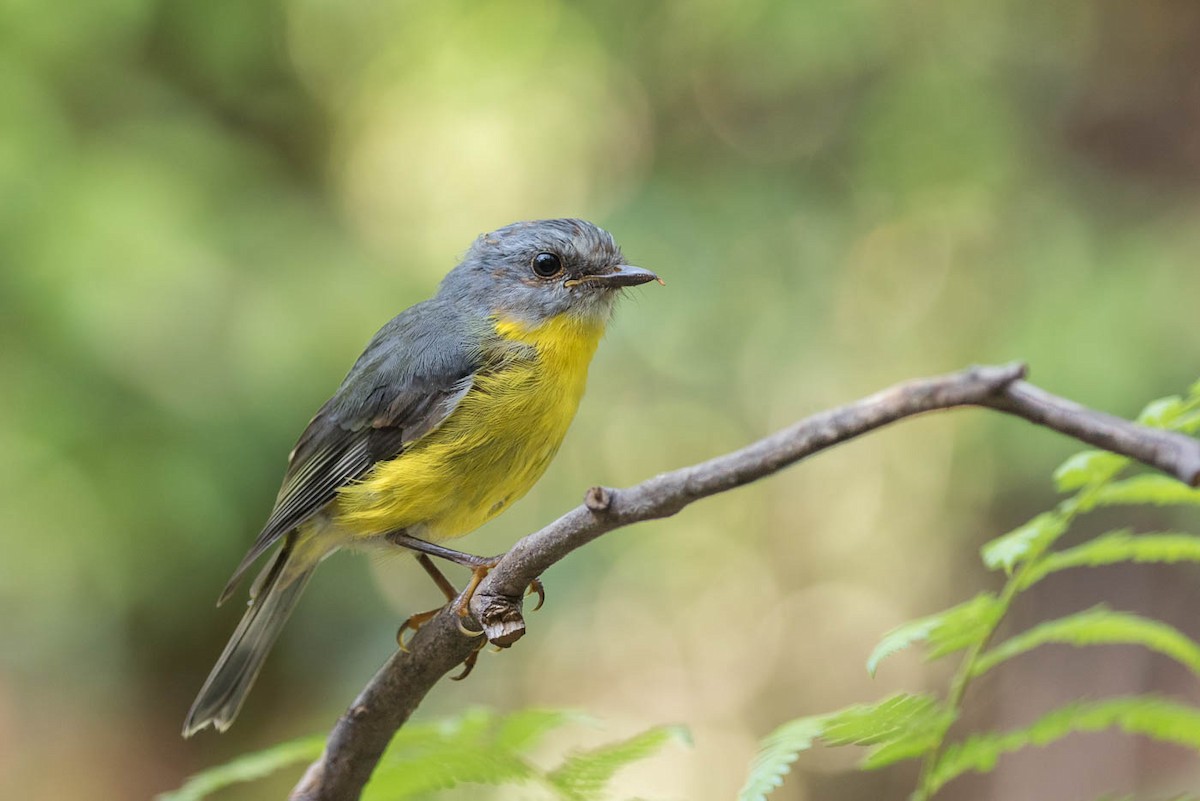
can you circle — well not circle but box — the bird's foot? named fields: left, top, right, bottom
left=525, top=577, right=546, bottom=612
left=450, top=637, right=488, bottom=681
left=387, top=532, right=547, bottom=617
left=396, top=607, right=442, bottom=652
left=449, top=562, right=545, bottom=624
left=389, top=535, right=545, bottom=661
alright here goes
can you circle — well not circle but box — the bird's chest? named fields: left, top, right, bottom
left=465, top=357, right=587, bottom=489
left=337, top=315, right=604, bottom=539
left=443, top=318, right=602, bottom=523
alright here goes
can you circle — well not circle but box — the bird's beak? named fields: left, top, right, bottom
left=565, top=265, right=663, bottom=289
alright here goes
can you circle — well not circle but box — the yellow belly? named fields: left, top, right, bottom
left=331, top=313, right=604, bottom=541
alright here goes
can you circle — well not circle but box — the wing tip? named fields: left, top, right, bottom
left=216, top=553, right=258, bottom=606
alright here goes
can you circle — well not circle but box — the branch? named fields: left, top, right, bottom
left=289, top=362, right=1200, bottom=800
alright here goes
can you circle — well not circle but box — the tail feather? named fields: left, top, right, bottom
left=183, top=542, right=315, bottom=736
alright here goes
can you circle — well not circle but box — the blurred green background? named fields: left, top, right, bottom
left=3, top=0, right=1200, bottom=799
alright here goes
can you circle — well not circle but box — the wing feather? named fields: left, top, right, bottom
left=218, top=362, right=476, bottom=605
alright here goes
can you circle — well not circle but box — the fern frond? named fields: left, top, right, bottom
left=850, top=697, right=956, bottom=770
left=820, top=693, right=947, bottom=748
left=1175, top=412, right=1200, bottom=434
left=1138, top=396, right=1188, bottom=428
left=496, top=709, right=594, bottom=752
left=736, top=715, right=827, bottom=801
left=1089, top=475, right=1200, bottom=509
left=927, top=696, right=1200, bottom=794
left=364, top=708, right=544, bottom=799
left=1018, top=531, right=1200, bottom=589
left=1054, top=450, right=1129, bottom=492
left=1139, top=390, right=1200, bottom=432
left=867, top=594, right=1002, bottom=676
left=366, top=741, right=533, bottom=797
left=546, top=725, right=688, bottom=801
left=981, top=511, right=1070, bottom=574
left=162, top=708, right=681, bottom=801
left=155, top=735, right=325, bottom=801
left=1144, top=388, right=1200, bottom=434
left=970, top=606, right=1200, bottom=678
left=738, top=694, right=952, bottom=801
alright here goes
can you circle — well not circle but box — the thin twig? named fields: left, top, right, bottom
left=289, top=362, right=1200, bottom=801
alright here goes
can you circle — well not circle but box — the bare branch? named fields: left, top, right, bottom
left=290, top=362, right=1200, bottom=801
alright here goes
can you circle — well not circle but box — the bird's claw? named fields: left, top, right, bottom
left=456, top=616, right=485, bottom=637
left=450, top=641, right=486, bottom=681
left=396, top=607, right=441, bottom=653
left=526, top=578, right=545, bottom=612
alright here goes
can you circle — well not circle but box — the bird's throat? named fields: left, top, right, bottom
left=493, top=312, right=606, bottom=370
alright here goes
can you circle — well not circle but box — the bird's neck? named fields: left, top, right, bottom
left=492, top=313, right=606, bottom=370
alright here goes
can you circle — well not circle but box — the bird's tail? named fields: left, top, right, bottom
left=183, top=540, right=315, bottom=737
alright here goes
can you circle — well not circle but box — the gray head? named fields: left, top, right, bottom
left=439, top=219, right=659, bottom=328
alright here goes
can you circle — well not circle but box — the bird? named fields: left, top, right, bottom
left=183, top=219, right=661, bottom=736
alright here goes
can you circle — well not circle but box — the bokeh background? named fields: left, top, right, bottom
left=3, top=0, right=1200, bottom=799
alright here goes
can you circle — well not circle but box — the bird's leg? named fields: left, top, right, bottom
left=416, top=553, right=458, bottom=602
left=386, top=531, right=545, bottom=618
left=386, top=531, right=500, bottom=569
left=395, top=554, right=462, bottom=651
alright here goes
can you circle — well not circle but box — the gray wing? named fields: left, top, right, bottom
left=218, top=302, right=480, bottom=604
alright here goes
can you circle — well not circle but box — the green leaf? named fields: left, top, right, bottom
left=1018, top=531, right=1200, bottom=589
left=981, top=512, right=1070, bottom=574
left=1172, top=410, right=1200, bottom=435
left=1136, top=390, right=1200, bottom=432
left=867, top=593, right=1002, bottom=676
left=547, top=725, right=689, bottom=801
left=971, top=606, right=1200, bottom=678
left=1138, top=396, right=1187, bottom=428
left=160, top=709, right=679, bottom=801
left=737, top=694, right=953, bottom=801
left=155, top=735, right=325, bottom=801
left=495, top=708, right=594, bottom=753
left=847, top=696, right=956, bottom=770
left=1089, top=475, right=1200, bottom=509
left=736, top=716, right=827, bottom=801
left=1053, top=450, right=1128, bottom=492
left=927, top=696, right=1200, bottom=794
left=365, top=709, right=686, bottom=801
left=820, top=693, right=945, bottom=748
left=365, top=709, right=540, bottom=800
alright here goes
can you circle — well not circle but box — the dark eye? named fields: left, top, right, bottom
left=531, top=251, right=563, bottom=278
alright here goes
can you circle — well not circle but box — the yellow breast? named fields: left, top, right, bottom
left=332, top=313, right=605, bottom=540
